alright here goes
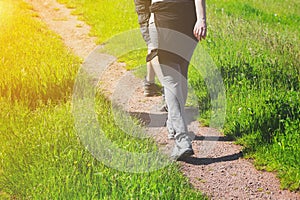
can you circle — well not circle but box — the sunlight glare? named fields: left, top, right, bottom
left=0, top=0, right=13, bottom=31
left=0, top=1, right=6, bottom=22
left=0, top=1, right=3, bottom=17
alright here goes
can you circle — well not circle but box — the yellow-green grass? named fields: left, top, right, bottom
left=0, top=0, right=81, bottom=108
left=58, top=0, right=300, bottom=190
left=0, top=98, right=205, bottom=199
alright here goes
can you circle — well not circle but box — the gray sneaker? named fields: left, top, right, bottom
left=170, top=134, right=194, bottom=160
left=170, top=145, right=194, bottom=161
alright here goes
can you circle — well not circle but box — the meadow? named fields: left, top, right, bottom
left=0, top=0, right=299, bottom=199
left=0, top=0, right=205, bottom=199
left=57, top=0, right=299, bottom=191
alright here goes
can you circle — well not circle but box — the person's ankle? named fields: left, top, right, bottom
left=144, top=76, right=155, bottom=84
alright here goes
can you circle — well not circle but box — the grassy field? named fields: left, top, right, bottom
left=0, top=0, right=80, bottom=108
left=0, top=0, right=206, bottom=199
left=0, top=0, right=299, bottom=199
left=56, top=0, right=300, bottom=191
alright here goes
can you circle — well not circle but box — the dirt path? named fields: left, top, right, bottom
left=25, top=0, right=97, bottom=58
left=26, top=0, right=299, bottom=199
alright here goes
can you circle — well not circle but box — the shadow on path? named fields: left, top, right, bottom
left=194, top=135, right=234, bottom=142
left=182, top=151, right=243, bottom=165
left=129, top=106, right=199, bottom=127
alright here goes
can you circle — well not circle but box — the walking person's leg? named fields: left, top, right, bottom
left=147, top=14, right=163, bottom=83
left=144, top=62, right=161, bottom=97
left=145, top=62, right=156, bottom=84
left=146, top=14, right=168, bottom=111
left=151, top=1, right=198, bottom=160
left=159, top=54, right=193, bottom=159
left=134, top=0, right=162, bottom=97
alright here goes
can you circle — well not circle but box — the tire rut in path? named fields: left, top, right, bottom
left=26, top=0, right=299, bottom=199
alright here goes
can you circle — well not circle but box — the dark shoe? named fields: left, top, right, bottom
left=170, top=146, right=194, bottom=161
left=177, top=148, right=194, bottom=161
left=143, top=80, right=161, bottom=97
left=170, top=133, right=194, bottom=160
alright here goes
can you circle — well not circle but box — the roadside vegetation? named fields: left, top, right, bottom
left=57, top=0, right=299, bottom=191
left=0, top=0, right=205, bottom=199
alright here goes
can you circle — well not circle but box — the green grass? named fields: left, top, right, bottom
left=0, top=0, right=206, bottom=198
left=57, top=0, right=139, bottom=44
left=57, top=0, right=300, bottom=191
left=0, top=98, right=204, bottom=199
left=205, top=0, right=299, bottom=191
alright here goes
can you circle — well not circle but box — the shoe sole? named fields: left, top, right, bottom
left=144, top=92, right=161, bottom=97
left=177, top=149, right=194, bottom=161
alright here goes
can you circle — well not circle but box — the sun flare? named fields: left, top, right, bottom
left=0, top=1, right=7, bottom=23
left=0, top=0, right=14, bottom=33
left=0, top=1, right=3, bottom=17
